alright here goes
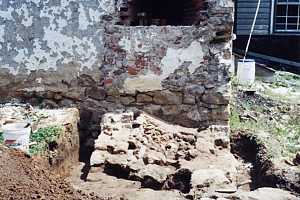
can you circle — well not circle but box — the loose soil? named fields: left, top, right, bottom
left=230, top=79, right=300, bottom=194
left=0, top=145, right=101, bottom=200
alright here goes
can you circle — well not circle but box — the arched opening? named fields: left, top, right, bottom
left=117, top=0, right=207, bottom=26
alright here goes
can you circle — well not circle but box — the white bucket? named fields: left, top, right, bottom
left=2, top=122, right=31, bottom=152
left=237, top=59, right=256, bottom=85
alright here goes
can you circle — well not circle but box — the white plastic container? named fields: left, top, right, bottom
left=2, top=122, right=31, bottom=152
left=237, top=59, right=256, bottom=85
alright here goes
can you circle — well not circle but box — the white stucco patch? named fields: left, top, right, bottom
left=0, top=64, right=18, bottom=75
left=161, top=41, right=204, bottom=78
left=98, top=0, right=115, bottom=13
left=7, top=43, right=13, bottom=51
left=89, top=8, right=103, bottom=22
left=123, top=41, right=204, bottom=93
left=16, top=5, right=33, bottom=27
left=31, top=0, right=41, bottom=4
left=11, top=27, right=99, bottom=74
left=119, top=30, right=158, bottom=53
left=78, top=4, right=90, bottom=30
left=0, top=7, right=13, bottom=20
left=123, top=74, right=163, bottom=94
left=219, top=42, right=232, bottom=66
left=16, top=34, right=23, bottom=42
left=118, top=37, right=131, bottom=53
left=57, top=18, right=68, bottom=29
left=40, top=1, right=71, bottom=30
left=0, top=1, right=102, bottom=75
left=0, top=25, right=5, bottom=43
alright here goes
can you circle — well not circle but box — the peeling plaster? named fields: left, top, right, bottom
left=78, top=4, right=90, bottom=30
left=123, top=74, right=163, bottom=93
left=118, top=29, right=159, bottom=53
left=98, top=0, right=115, bottom=13
left=0, top=0, right=106, bottom=75
left=0, top=8, right=13, bottom=20
left=161, top=41, right=204, bottom=77
left=16, top=5, right=33, bottom=27
left=0, top=25, right=5, bottom=43
left=89, top=8, right=103, bottom=22
left=123, top=41, right=204, bottom=93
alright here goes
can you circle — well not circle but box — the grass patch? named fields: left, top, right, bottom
left=0, top=132, right=3, bottom=144
left=230, top=98, right=300, bottom=158
left=230, top=106, right=270, bottom=132
left=273, top=116, right=300, bottom=156
left=29, top=126, right=62, bottom=156
left=271, top=71, right=300, bottom=88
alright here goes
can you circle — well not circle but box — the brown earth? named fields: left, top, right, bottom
left=0, top=145, right=102, bottom=200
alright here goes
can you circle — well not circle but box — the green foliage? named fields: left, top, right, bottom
left=229, top=107, right=240, bottom=131
left=230, top=106, right=269, bottom=133
left=273, top=116, right=300, bottom=156
left=29, top=126, right=62, bottom=156
left=0, top=132, right=3, bottom=144
left=271, top=71, right=300, bottom=88
left=231, top=72, right=300, bottom=159
left=230, top=102, right=300, bottom=158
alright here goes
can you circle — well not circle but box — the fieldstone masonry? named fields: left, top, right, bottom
left=0, top=0, right=234, bottom=128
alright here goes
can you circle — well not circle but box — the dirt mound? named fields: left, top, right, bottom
left=0, top=145, right=100, bottom=200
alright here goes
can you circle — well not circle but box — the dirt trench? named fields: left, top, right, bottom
left=0, top=105, right=103, bottom=199
left=231, top=131, right=300, bottom=195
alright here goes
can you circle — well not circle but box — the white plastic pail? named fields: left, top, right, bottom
left=2, top=122, right=31, bottom=151
left=237, top=59, right=256, bottom=85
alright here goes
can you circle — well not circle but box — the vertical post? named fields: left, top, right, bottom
left=243, top=0, right=262, bottom=62
left=270, top=0, right=275, bottom=34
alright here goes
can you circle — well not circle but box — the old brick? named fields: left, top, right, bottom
left=85, top=87, right=107, bottom=101
left=209, top=106, right=230, bottom=121
left=202, top=92, right=230, bottom=105
left=143, top=105, right=162, bottom=116
left=183, top=95, right=196, bottom=105
left=64, top=88, right=85, bottom=100
left=162, top=105, right=180, bottom=116
left=59, top=99, right=75, bottom=107
left=187, top=107, right=210, bottom=122
left=153, top=90, right=182, bottom=105
left=40, top=99, right=59, bottom=109
left=106, top=87, right=120, bottom=97
left=137, top=94, right=153, bottom=103
left=185, top=85, right=205, bottom=97
left=120, top=96, right=135, bottom=105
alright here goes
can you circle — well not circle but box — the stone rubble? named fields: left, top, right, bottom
left=90, top=111, right=238, bottom=196
left=88, top=111, right=300, bottom=199
left=199, top=187, right=299, bottom=200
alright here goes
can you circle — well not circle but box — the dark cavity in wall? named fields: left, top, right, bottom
left=117, top=0, right=208, bottom=26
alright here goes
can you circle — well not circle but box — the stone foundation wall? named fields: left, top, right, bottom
left=0, top=0, right=234, bottom=128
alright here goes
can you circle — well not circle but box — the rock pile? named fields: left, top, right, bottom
left=90, top=111, right=238, bottom=196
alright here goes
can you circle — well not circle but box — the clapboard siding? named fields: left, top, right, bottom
left=236, top=0, right=272, bottom=35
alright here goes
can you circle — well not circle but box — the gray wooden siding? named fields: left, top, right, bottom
left=236, top=0, right=272, bottom=35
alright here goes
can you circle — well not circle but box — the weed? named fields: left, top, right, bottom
left=229, top=107, right=241, bottom=131
left=273, top=116, right=300, bottom=156
left=0, top=132, right=3, bottom=144
left=29, top=126, right=62, bottom=156
left=231, top=79, right=300, bottom=158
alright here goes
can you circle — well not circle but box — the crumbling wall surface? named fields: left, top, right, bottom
left=101, top=25, right=232, bottom=128
left=0, top=0, right=114, bottom=97
left=0, top=0, right=234, bottom=128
